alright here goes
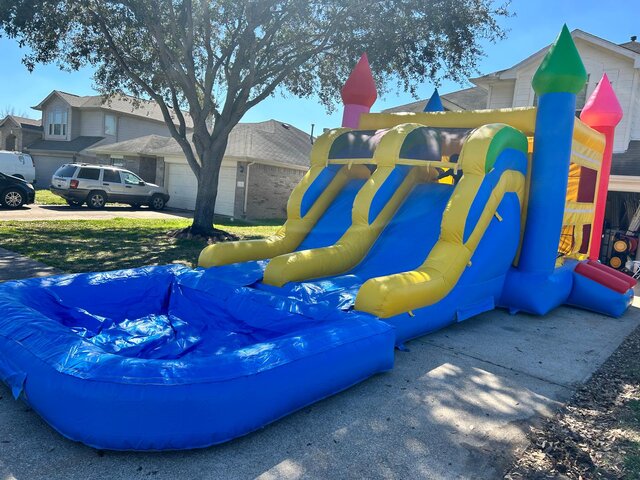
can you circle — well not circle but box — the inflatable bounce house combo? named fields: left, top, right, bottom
left=0, top=26, right=635, bottom=450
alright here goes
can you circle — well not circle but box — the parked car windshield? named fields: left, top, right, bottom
left=54, top=165, right=77, bottom=178
left=122, top=171, right=143, bottom=185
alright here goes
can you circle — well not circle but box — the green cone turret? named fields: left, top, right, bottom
left=532, top=24, right=587, bottom=95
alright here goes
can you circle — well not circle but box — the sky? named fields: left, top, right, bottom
left=0, top=0, right=639, bottom=135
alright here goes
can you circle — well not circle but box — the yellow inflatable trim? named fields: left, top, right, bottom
left=355, top=124, right=527, bottom=318
left=198, top=164, right=369, bottom=267
left=198, top=127, right=368, bottom=267
left=263, top=123, right=441, bottom=286
left=263, top=166, right=434, bottom=286
left=360, top=108, right=538, bottom=135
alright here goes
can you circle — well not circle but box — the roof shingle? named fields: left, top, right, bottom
left=0, top=115, right=42, bottom=130
left=90, top=120, right=312, bottom=168
left=383, top=86, right=488, bottom=113
left=27, top=136, right=104, bottom=153
left=620, top=40, right=640, bottom=54
left=35, top=91, right=194, bottom=128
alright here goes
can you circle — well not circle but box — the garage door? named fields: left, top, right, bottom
left=33, top=155, right=72, bottom=187
left=166, top=162, right=236, bottom=216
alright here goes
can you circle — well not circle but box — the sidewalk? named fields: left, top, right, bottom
left=0, top=247, right=61, bottom=281
left=0, top=249, right=638, bottom=479
left=0, top=204, right=192, bottom=221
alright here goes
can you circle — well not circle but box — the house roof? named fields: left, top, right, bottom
left=383, top=86, right=488, bottom=113
left=88, top=120, right=313, bottom=169
left=32, top=91, right=194, bottom=129
left=612, top=141, right=640, bottom=176
left=0, top=115, right=42, bottom=130
left=471, top=29, right=640, bottom=86
left=27, top=136, right=104, bottom=153
left=620, top=39, right=640, bottom=54
left=88, top=135, right=176, bottom=157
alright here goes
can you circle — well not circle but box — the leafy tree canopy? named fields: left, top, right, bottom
left=0, top=0, right=510, bottom=235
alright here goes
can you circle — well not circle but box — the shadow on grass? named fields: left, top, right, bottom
left=1, top=225, right=203, bottom=272
left=0, top=218, right=282, bottom=273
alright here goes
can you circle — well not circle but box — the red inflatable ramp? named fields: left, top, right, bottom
left=586, top=259, right=637, bottom=289
left=574, top=262, right=632, bottom=294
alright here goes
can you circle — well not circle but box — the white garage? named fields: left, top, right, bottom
left=165, top=161, right=236, bottom=216
left=88, top=121, right=312, bottom=219
left=31, top=154, right=70, bottom=187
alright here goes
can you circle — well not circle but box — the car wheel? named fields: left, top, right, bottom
left=87, top=191, right=107, bottom=209
left=150, top=194, right=166, bottom=211
left=66, top=199, right=83, bottom=207
left=2, top=189, right=25, bottom=209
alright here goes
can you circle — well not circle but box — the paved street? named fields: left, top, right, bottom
left=0, top=247, right=61, bottom=281
left=0, top=204, right=192, bottom=221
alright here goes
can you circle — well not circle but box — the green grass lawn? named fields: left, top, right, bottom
left=0, top=218, right=282, bottom=273
left=35, top=189, right=67, bottom=205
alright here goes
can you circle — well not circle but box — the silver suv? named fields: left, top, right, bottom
left=50, top=164, right=170, bottom=210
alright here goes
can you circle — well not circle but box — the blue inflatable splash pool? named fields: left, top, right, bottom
left=0, top=265, right=394, bottom=450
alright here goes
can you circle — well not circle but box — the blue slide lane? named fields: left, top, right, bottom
left=386, top=192, right=522, bottom=342
left=259, top=182, right=455, bottom=306
left=201, top=178, right=366, bottom=286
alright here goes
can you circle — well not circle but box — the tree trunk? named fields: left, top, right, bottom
left=190, top=141, right=227, bottom=237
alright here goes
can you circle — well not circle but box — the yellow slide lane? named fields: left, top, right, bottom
left=354, top=124, right=529, bottom=318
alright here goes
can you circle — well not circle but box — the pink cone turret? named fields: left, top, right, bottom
left=579, top=74, right=623, bottom=261
left=340, top=53, right=377, bottom=128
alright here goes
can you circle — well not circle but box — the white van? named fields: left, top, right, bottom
left=0, top=150, right=36, bottom=184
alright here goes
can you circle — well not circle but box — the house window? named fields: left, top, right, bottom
left=105, top=114, right=117, bottom=136
left=47, top=108, right=68, bottom=137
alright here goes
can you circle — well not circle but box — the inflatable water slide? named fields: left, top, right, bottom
left=0, top=26, right=635, bottom=451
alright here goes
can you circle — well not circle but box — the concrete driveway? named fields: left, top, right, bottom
left=0, top=204, right=192, bottom=221
left=0, top=252, right=638, bottom=479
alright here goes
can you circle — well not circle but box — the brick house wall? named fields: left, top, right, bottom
left=235, top=161, right=305, bottom=220
left=0, top=124, right=41, bottom=151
